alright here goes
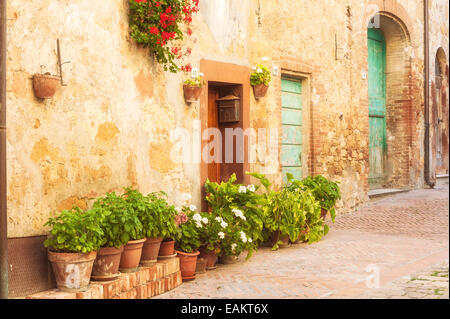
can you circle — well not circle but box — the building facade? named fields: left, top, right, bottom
left=2, top=0, right=449, bottom=297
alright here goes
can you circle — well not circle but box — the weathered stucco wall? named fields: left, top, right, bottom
left=5, top=0, right=449, bottom=237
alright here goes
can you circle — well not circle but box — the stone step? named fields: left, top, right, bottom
left=25, top=257, right=182, bottom=299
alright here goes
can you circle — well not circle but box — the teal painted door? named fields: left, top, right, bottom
left=368, top=28, right=387, bottom=187
left=281, top=79, right=303, bottom=184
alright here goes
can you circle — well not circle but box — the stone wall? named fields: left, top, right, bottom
left=5, top=0, right=449, bottom=238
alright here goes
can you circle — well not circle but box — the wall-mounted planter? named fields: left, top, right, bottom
left=183, top=85, right=202, bottom=103
left=252, top=84, right=269, bottom=100
left=32, top=74, right=61, bottom=99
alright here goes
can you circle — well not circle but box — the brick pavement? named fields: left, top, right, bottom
left=155, top=179, right=449, bottom=299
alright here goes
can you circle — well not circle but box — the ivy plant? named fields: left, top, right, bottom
left=92, top=192, right=144, bottom=248
left=44, top=207, right=104, bottom=253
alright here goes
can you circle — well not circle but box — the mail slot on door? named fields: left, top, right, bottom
left=217, top=95, right=240, bottom=123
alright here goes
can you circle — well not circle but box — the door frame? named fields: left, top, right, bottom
left=199, top=60, right=250, bottom=211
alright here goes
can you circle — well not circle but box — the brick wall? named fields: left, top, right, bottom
left=24, top=258, right=181, bottom=300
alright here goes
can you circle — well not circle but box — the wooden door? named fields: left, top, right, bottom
left=281, top=78, right=303, bottom=184
left=368, top=28, right=387, bottom=188
left=207, top=88, right=221, bottom=183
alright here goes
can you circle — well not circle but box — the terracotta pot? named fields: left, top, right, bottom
left=183, top=85, right=202, bottom=103
left=159, top=240, right=175, bottom=257
left=252, top=84, right=269, bottom=99
left=119, top=238, right=146, bottom=273
left=195, top=258, right=207, bottom=274
left=176, top=250, right=200, bottom=281
left=32, top=74, right=60, bottom=99
left=47, top=250, right=97, bottom=292
left=270, top=231, right=291, bottom=248
left=91, top=246, right=124, bottom=281
left=219, top=254, right=239, bottom=264
left=321, top=208, right=328, bottom=220
left=292, top=229, right=309, bottom=244
left=199, top=247, right=217, bottom=270
left=140, top=237, right=163, bottom=266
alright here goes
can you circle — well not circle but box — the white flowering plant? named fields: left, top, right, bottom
left=204, top=173, right=266, bottom=258
left=250, top=64, right=271, bottom=86
left=220, top=226, right=255, bottom=257
left=196, top=212, right=226, bottom=255
left=174, top=209, right=202, bottom=253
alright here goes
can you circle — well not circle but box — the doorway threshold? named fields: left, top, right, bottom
left=368, top=188, right=409, bottom=199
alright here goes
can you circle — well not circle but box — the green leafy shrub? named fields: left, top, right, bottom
left=286, top=174, right=341, bottom=222
left=93, top=192, right=144, bottom=248
left=44, top=207, right=104, bottom=253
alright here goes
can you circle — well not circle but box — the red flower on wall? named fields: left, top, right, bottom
left=129, top=0, right=200, bottom=73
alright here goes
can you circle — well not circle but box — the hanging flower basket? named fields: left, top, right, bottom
left=250, top=64, right=271, bottom=100
left=32, top=73, right=61, bottom=99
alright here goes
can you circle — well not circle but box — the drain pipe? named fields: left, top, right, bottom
left=0, top=0, right=7, bottom=299
left=424, top=0, right=435, bottom=188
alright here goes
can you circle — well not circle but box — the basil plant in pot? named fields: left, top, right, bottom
left=92, top=191, right=144, bottom=274
left=174, top=206, right=202, bottom=281
left=124, top=188, right=178, bottom=265
left=44, top=207, right=104, bottom=291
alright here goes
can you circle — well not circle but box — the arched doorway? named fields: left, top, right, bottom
left=367, top=13, right=412, bottom=190
left=433, top=48, right=449, bottom=175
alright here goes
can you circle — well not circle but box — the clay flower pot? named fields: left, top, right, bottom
left=119, top=238, right=146, bottom=273
left=176, top=250, right=200, bottom=281
left=91, top=246, right=124, bottom=281
left=32, top=74, right=61, bottom=99
left=271, top=231, right=290, bottom=248
left=219, top=254, right=239, bottom=265
left=321, top=208, right=328, bottom=220
left=195, top=257, right=207, bottom=274
left=252, top=83, right=268, bottom=100
left=199, top=247, right=217, bottom=270
left=183, top=85, right=202, bottom=103
left=47, top=250, right=97, bottom=292
left=159, top=240, right=176, bottom=258
left=140, top=237, right=163, bottom=266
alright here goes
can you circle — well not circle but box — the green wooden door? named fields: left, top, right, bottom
left=368, top=28, right=387, bottom=187
left=281, top=78, right=303, bottom=184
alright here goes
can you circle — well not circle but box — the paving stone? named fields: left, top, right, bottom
left=155, top=184, right=449, bottom=299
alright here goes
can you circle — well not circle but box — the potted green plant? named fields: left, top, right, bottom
left=197, top=212, right=226, bottom=270
left=250, top=64, right=271, bottom=99
left=157, top=203, right=179, bottom=259
left=93, top=192, right=144, bottom=274
left=284, top=174, right=333, bottom=244
left=174, top=207, right=202, bottom=281
left=205, top=173, right=266, bottom=252
left=183, top=74, right=204, bottom=103
left=44, top=207, right=103, bottom=292
left=287, top=175, right=341, bottom=222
